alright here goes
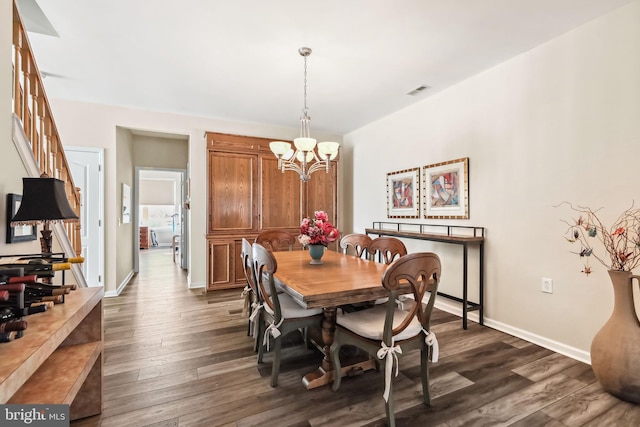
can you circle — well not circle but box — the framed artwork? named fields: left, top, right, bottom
left=387, top=167, right=420, bottom=218
left=122, top=183, right=131, bottom=224
left=5, top=193, right=37, bottom=243
left=423, top=157, right=469, bottom=219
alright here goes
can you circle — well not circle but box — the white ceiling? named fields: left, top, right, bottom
left=19, top=0, right=634, bottom=136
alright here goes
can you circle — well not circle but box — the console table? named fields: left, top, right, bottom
left=0, top=287, right=103, bottom=420
left=366, top=222, right=484, bottom=329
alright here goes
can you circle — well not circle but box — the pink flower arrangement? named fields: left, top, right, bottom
left=298, top=211, right=340, bottom=247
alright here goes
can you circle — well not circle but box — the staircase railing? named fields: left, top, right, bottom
left=11, top=0, right=82, bottom=256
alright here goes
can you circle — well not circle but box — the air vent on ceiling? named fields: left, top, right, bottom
left=406, top=85, right=431, bottom=96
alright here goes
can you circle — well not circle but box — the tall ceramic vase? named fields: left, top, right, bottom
left=590, top=270, right=640, bottom=403
left=308, top=244, right=325, bottom=265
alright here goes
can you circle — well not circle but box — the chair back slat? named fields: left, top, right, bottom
left=369, top=237, right=407, bottom=265
left=381, top=252, right=441, bottom=342
left=252, top=242, right=282, bottom=321
left=255, top=230, right=296, bottom=252
left=340, top=233, right=373, bottom=258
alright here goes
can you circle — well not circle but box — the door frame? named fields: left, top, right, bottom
left=134, top=167, right=188, bottom=272
left=64, top=146, right=105, bottom=287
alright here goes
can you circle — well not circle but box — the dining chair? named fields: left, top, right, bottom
left=255, top=230, right=296, bottom=252
left=340, top=233, right=372, bottom=258
left=241, top=238, right=262, bottom=350
left=330, top=252, right=441, bottom=427
left=252, top=242, right=323, bottom=387
left=367, top=236, right=409, bottom=307
left=368, top=236, right=407, bottom=264
left=242, top=238, right=287, bottom=349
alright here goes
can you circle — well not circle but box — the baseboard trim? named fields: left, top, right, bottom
left=104, top=271, right=135, bottom=298
left=434, top=299, right=591, bottom=365
left=189, top=281, right=205, bottom=289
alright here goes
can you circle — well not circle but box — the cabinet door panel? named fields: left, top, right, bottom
left=208, top=240, right=231, bottom=289
left=261, top=157, right=302, bottom=229
left=305, top=161, right=338, bottom=223
left=208, top=152, right=258, bottom=233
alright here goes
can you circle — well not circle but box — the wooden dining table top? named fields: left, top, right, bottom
left=272, top=250, right=391, bottom=309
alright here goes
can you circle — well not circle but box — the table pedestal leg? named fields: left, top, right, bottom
left=302, top=307, right=376, bottom=389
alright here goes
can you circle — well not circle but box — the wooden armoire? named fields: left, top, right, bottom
left=206, top=132, right=338, bottom=291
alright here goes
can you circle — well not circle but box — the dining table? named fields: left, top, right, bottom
left=272, top=249, right=396, bottom=389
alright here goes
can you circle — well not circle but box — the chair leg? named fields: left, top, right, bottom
left=421, top=347, right=432, bottom=406
left=270, top=336, right=282, bottom=387
left=252, top=325, right=260, bottom=354
left=253, top=312, right=262, bottom=354
left=257, top=319, right=265, bottom=363
left=304, top=326, right=314, bottom=349
left=330, top=339, right=343, bottom=391
left=246, top=305, right=253, bottom=337
left=385, top=382, right=396, bottom=427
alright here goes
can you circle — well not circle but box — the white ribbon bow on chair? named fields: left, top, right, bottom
left=248, top=302, right=262, bottom=338
left=262, top=318, right=284, bottom=352
left=423, top=329, right=439, bottom=363
left=377, top=339, right=403, bottom=402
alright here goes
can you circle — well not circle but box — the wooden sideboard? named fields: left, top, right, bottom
left=0, top=287, right=104, bottom=421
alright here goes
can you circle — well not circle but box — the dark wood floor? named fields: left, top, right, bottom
left=71, top=248, right=640, bottom=426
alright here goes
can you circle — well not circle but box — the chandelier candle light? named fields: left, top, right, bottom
left=269, top=47, right=340, bottom=182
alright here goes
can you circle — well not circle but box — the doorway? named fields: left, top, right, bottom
left=135, top=168, right=187, bottom=271
left=65, top=147, right=105, bottom=287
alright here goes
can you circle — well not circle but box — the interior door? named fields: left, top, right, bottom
left=65, top=147, right=104, bottom=287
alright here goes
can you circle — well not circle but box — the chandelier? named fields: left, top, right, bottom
left=269, top=47, right=340, bottom=182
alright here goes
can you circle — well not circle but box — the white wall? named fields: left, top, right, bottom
left=115, top=127, right=135, bottom=291
left=344, top=1, right=640, bottom=359
left=49, top=99, right=343, bottom=294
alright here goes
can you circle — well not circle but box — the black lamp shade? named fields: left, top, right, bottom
left=10, top=177, right=79, bottom=225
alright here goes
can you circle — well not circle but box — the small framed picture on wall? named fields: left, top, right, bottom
left=423, top=157, right=469, bottom=219
left=5, top=193, right=37, bottom=243
left=387, top=167, right=420, bottom=218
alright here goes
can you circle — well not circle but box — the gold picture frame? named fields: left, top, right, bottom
left=387, top=167, right=420, bottom=218
left=423, top=157, right=469, bottom=219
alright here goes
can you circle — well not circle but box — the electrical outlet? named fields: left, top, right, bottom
left=542, top=278, right=553, bottom=293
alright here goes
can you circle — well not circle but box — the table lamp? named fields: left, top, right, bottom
left=10, top=174, right=79, bottom=254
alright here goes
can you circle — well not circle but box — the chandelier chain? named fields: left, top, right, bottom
left=303, top=54, right=308, bottom=114
left=268, top=46, right=339, bottom=182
